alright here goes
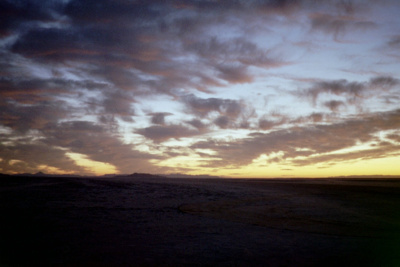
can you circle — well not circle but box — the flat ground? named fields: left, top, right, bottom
left=1, top=175, right=400, bottom=266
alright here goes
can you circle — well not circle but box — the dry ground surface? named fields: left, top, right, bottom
left=1, top=175, right=400, bottom=266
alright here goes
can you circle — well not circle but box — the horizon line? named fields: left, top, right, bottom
left=2, top=172, right=400, bottom=180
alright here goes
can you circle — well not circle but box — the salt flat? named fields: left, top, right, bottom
left=1, top=175, right=400, bottom=266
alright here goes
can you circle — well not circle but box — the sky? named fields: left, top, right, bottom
left=1, top=0, right=400, bottom=177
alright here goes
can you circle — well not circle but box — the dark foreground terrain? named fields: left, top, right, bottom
left=1, top=175, right=400, bottom=266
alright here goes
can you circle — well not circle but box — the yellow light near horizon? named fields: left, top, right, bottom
left=149, top=134, right=400, bottom=178
left=335, top=155, right=400, bottom=176
left=225, top=154, right=400, bottom=178
left=9, top=159, right=23, bottom=166
left=152, top=154, right=221, bottom=170
left=181, top=150, right=399, bottom=178
left=38, top=164, right=75, bottom=175
left=66, top=152, right=118, bottom=175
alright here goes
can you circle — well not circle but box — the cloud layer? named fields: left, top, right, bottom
left=1, top=0, right=400, bottom=176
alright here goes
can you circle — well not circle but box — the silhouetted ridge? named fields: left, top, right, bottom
left=166, top=173, right=221, bottom=179
left=128, top=173, right=165, bottom=179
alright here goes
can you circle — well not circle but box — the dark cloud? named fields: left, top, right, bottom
left=291, top=113, right=326, bottom=124
left=6, top=0, right=289, bottom=103
left=0, top=99, right=67, bottom=133
left=9, top=4, right=165, bottom=84
left=11, top=28, right=84, bottom=61
left=334, top=0, right=356, bottom=14
left=324, top=100, right=345, bottom=112
left=214, top=116, right=230, bottom=129
left=258, top=112, right=288, bottom=130
left=8, top=0, right=287, bottom=103
left=387, top=35, right=400, bottom=48
left=216, top=64, right=253, bottom=84
left=183, top=94, right=244, bottom=118
left=64, top=0, right=161, bottom=25
left=136, top=124, right=201, bottom=143
left=308, top=113, right=324, bottom=123
left=299, top=76, right=399, bottom=105
left=150, top=112, right=172, bottom=125
left=184, top=36, right=280, bottom=69
left=0, top=77, right=103, bottom=104
left=310, top=13, right=376, bottom=40
left=369, top=76, right=399, bottom=88
left=172, top=0, right=303, bottom=14
left=259, top=119, right=279, bottom=130
left=186, top=119, right=208, bottom=130
left=0, top=0, right=62, bottom=37
left=102, top=90, right=135, bottom=117
left=305, top=79, right=363, bottom=104
left=0, top=76, right=129, bottom=133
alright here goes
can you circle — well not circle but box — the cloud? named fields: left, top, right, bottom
left=214, top=116, right=230, bottom=129
left=0, top=120, right=161, bottom=174
left=309, top=13, right=376, bottom=40
left=64, top=0, right=159, bottom=25
left=0, top=0, right=61, bottom=37
left=0, top=99, right=67, bottom=133
left=102, top=90, right=135, bottom=117
left=6, top=0, right=291, bottom=102
left=304, top=79, right=363, bottom=104
left=0, top=76, right=137, bottom=131
left=0, top=141, right=84, bottom=174
left=258, top=119, right=276, bottom=130
left=369, top=76, right=399, bottom=88
left=182, top=95, right=257, bottom=129
left=191, top=109, right=400, bottom=167
left=387, top=35, right=400, bottom=49
left=11, top=28, right=84, bottom=61
left=306, top=113, right=324, bottom=123
left=172, top=0, right=303, bottom=14
left=291, top=112, right=333, bottom=125
left=150, top=112, right=172, bottom=125
left=1, top=0, right=400, bottom=176
left=258, top=119, right=284, bottom=130
left=216, top=64, right=253, bottom=84
left=291, top=143, right=400, bottom=167
left=184, top=36, right=281, bottom=69
left=9, top=0, right=289, bottom=104
left=324, top=100, right=345, bottom=112
left=182, top=94, right=244, bottom=118
left=387, top=133, right=400, bottom=142
left=299, top=76, right=399, bottom=105
left=258, top=112, right=288, bottom=130
left=185, top=119, right=208, bottom=130
left=41, top=121, right=163, bottom=173
left=136, top=124, right=201, bottom=143
left=0, top=77, right=104, bottom=104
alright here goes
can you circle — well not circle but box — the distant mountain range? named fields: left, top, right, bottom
left=1, top=172, right=400, bottom=179
left=0, top=172, right=223, bottom=179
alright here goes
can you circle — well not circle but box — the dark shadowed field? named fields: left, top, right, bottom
left=1, top=175, right=400, bottom=266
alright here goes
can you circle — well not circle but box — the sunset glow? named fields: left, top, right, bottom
left=1, top=0, right=400, bottom=177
